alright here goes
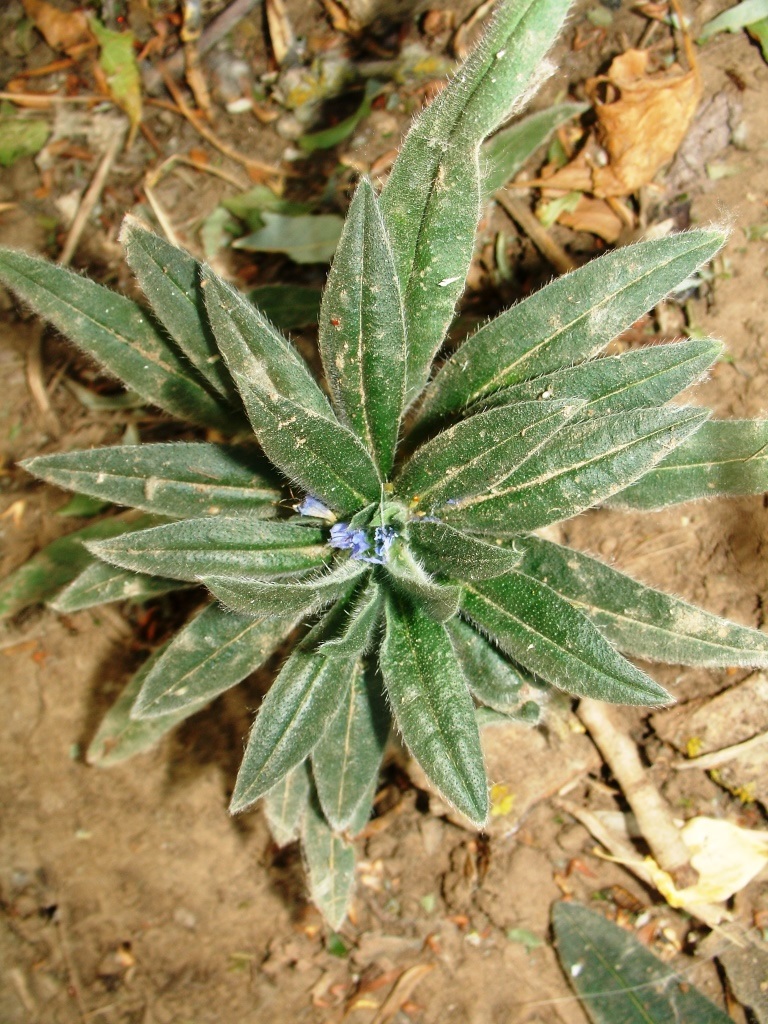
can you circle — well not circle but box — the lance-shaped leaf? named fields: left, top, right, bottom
left=87, top=517, right=329, bottom=582
left=86, top=641, right=210, bottom=767
left=23, top=443, right=282, bottom=519
left=318, top=179, right=407, bottom=477
left=203, top=269, right=381, bottom=515
left=52, top=560, right=186, bottom=612
left=379, top=0, right=573, bottom=402
left=315, top=578, right=383, bottom=655
left=302, top=790, right=357, bottom=930
left=385, top=542, right=461, bottom=622
left=481, top=101, right=588, bottom=197
left=517, top=534, right=768, bottom=667
left=132, top=602, right=300, bottom=718
left=553, top=902, right=734, bottom=1024
left=229, top=616, right=358, bottom=813
left=462, top=573, right=671, bottom=705
left=446, top=406, right=709, bottom=534
left=380, top=594, right=488, bottom=826
left=609, top=419, right=768, bottom=509
left=121, top=216, right=242, bottom=406
left=417, top=230, right=725, bottom=428
left=202, top=558, right=366, bottom=617
left=447, top=617, right=536, bottom=712
left=0, top=247, right=233, bottom=429
left=0, top=514, right=157, bottom=620
left=312, top=661, right=390, bottom=831
left=473, top=338, right=722, bottom=418
left=264, top=761, right=312, bottom=847
left=410, top=520, right=522, bottom=581
left=395, top=399, right=583, bottom=514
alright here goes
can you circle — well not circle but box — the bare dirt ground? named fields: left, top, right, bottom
left=1, top=1, right=767, bottom=1022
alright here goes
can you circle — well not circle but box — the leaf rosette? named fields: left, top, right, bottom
left=2, top=0, right=768, bottom=929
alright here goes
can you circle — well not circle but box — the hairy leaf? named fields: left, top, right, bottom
left=396, top=399, right=583, bottom=514
left=52, top=560, right=186, bottom=612
left=202, top=558, right=366, bottom=617
left=302, top=791, right=356, bottom=930
left=133, top=603, right=299, bottom=718
left=380, top=0, right=573, bottom=402
left=0, top=247, right=233, bottom=429
left=23, top=443, right=283, bottom=519
left=462, top=573, right=671, bottom=705
left=473, top=338, right=722, bottom=417
left=264, top=761, right=312, bottom=847
left=385, top=542, right=461, bottom=622
left=319, top=179, right=407, bottom=477
left=410, top=520, right=521, bottom=581
left=315, top=578, right=383, bottom=655
left=87, top=517, right=329, bottom=582
left=121, top=216, right=241, bottom=405
left=445, top=406, right=708, bottom=533
left=312, top=661, right=389, bottom=831
left=381, top=594, right=488, bottom=825
left=517, top=534, right=768, bottom=666
left=447, top=617, right=536, bottom=712
left=417, top=230, right=725, bottom=428
left=609, top=419, right=768, bottom=509
left=203, top=269, right=381, bottom=514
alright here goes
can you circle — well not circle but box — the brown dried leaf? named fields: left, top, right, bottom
left=22, top=0, right=94, bottom=55
left=557, top=194, right=626, bottom=243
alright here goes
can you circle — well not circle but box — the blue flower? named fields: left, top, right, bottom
left=329, top=522, right=372, bottom=560
left=295, top=495, right=335, bottom=521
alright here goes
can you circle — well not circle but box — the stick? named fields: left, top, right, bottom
left=495, top=191, right=576, bottom=275
left=59, top=127, right=126, bottom=267
left=577, top=697, right=698, bottom=889
left=672, top=729, right=768, bottom=772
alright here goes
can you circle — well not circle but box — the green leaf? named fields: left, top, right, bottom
left=379, top=0, right=574, bottom=402
left=299, top=79, right=381, bottom=153
left=553, top=902, right=734, bottom=1024
left=223, top=186, right=311, bottom=231
left=90, top=19, right=142, bottom=143
left=315, top=578, right=383, bottom=656
left=445, top=406, right=708, bottom=534
left=473, top=338, right=723, bottom=418
left=482, top=102, right=587, bottom=196
left=121, top=216, right=242, bottom=406
left=229, top=618, right=359, bottom=813
left=55, top=493, right=111, bottom=517
left=202, top=269, right=382, bottom=515
left=233, top=212, right=343, bottom=264
left=86, top=641, right=209, bottom=767
left=0, top=248, right=232, bottom=429
left=396, top=399, right=583, bottom=515
left=409, top=520, right=521, bottom=581
left=462, top=573, right=671, bottom=705
left=747, top=17, right=768, bottom=60
left=0, top=514, right=156, bottom=620
left=380, top=594, right=488, bottom=826
left=447, top=617, right=535, bottom=712
left=247, top=285, right=321, bottom=331
left=87, top=517, right=329, bottom=583
left=202, top=558, right=366, bottom=617
left=312, top=661, right=389, bottom=831
left=302, top=790, right=356, bottom=930
left=608, top=420, right=768, bottom=509
left=417, top=230, right=725, bottom=428
left=699, top=0, right=768, bottom=40
left=264, top=761, right=312, bottom=846
left=132, top=602, right=299, bottom=718
left=0, top=110, right=49, bottom=167
left=385, top=542, right=461, bottom=623
left=318, top=179, right=407, bottom=477
left=22, top=443, right=283, bottom=519
left=518, top=533, right=768, bottom=667
left=52, top=561, right=186, bottom=613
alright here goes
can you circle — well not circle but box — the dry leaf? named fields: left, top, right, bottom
left=21, top=0, right=94, bottom=56
left=541, top=47, right=702, bottom=198
left=557, top=195, right=626, bottom=243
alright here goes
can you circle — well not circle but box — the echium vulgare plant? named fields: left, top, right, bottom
left=3, top=0, right=768, bottom=928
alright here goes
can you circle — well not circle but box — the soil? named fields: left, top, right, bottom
left=1, top=1, right=768, bottom=1022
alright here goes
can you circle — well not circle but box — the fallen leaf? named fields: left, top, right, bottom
left=233, top=211, right=343, bottom=263
left=21, top=0, right=93, bottom=55
left=89, top=18, right=142, bottom=147
left=557, top=194, right=625, bottom=243
left=0, top=109, right=50, bottom=166
left=699, top=0, right=768, bottom=42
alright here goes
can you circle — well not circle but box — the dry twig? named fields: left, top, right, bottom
left=59, top=126, right=126, bottom=267
left=495, top=191, right=576, bottom=274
